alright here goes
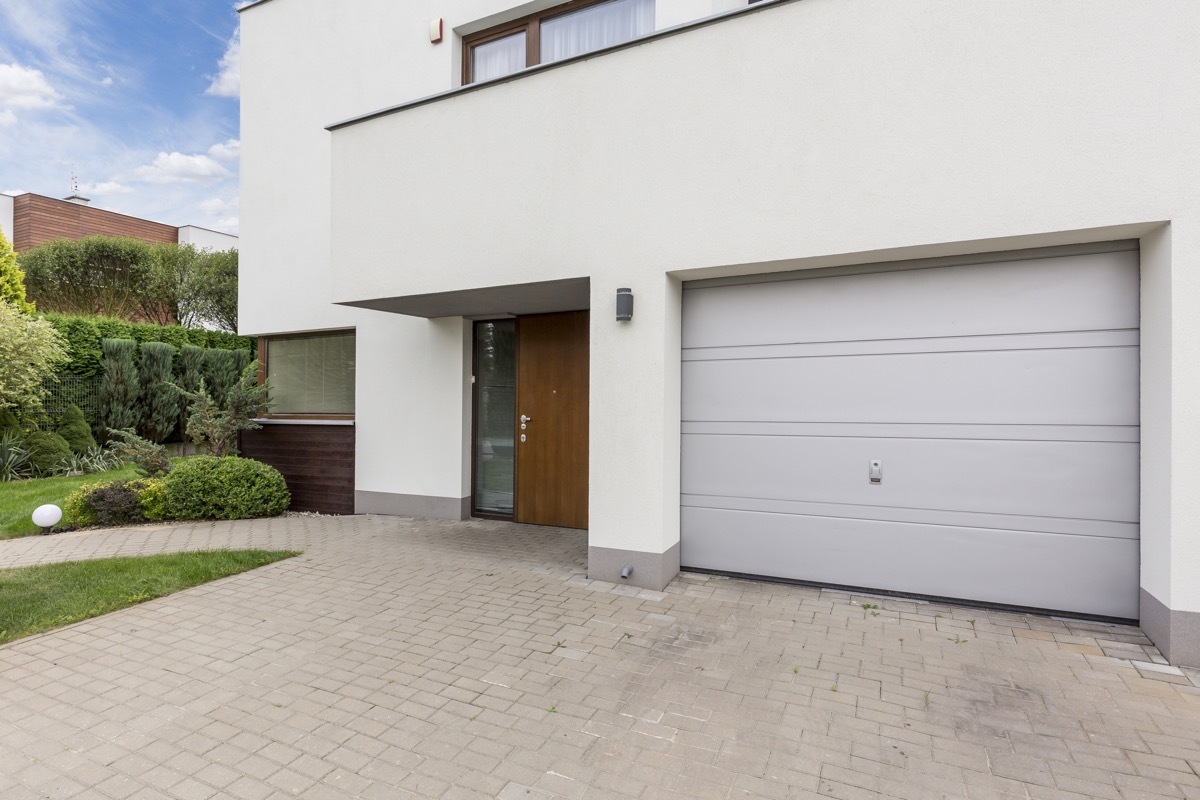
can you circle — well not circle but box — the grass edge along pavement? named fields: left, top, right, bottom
left=0, top=465, right=139, bottom=538
left=0, top=549, right=299, bottom=644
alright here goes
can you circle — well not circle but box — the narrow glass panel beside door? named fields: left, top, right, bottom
left=473, top=320, right=516, bottom=516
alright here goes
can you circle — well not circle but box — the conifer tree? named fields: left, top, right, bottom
left=99, top=338, right=139, bottom=435
left=138, top=342, right=178, bottom=443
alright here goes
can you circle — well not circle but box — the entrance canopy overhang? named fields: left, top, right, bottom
left=338, top=277, right=590, bottom=320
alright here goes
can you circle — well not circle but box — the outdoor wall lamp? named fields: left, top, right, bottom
left=616, top=288, right=634, bottom=321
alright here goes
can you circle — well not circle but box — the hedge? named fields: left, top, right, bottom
left=162, top=456, right=290, bottom=520
left=38, top=312, right=254, bottom=377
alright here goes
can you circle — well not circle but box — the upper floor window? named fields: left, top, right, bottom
left=464, top=0, right=655, bottom=84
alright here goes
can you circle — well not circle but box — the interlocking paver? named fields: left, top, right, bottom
left=0, top=514, right=1198, bottom=798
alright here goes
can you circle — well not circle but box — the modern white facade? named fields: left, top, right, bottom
left=177, top=225, right=239, bottom=252
left=0, top=193, right=12, bottom=244
left=239, top=0, right=1200, bottom=664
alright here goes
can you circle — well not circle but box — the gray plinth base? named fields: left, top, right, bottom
left=1141, top=588, right=1200, bottom=668
left=588, top=542, right=680, bottom=591
left=355, top=490, right=470, bottom=520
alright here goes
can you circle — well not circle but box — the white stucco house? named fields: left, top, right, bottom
left=238, top=0, right=1200, bottom=665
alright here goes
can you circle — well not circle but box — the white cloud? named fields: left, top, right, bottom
left=198, top=194, right=239, bottom=215
left=0, top=63, right=65, bottom=112
left=0, top=1, right=89, bottom=81
left=99, top=75, right=113, bottom=87
left=0, top=109, right=15, bottom=126
left=205, top=27, right=239, bottom=98
left=131, top=151, right=231, bottom=184
left=78, top=180, right=130, bottom=195
left=207, top=138, right=239, bottom=161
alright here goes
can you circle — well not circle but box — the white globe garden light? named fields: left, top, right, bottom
left=32, top=504, right=63, bottom=534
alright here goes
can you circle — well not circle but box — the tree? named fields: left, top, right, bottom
left=175, top=344, right=205, bottom=438
left=176, top=362, right=269, bottom=457
left=190, top=248, right=238, bottom=332
left=98, top=338, right=139, bottom=434
left=17, top=237, right=239, bottom=330
left=202, top=348, right=241, bottom=408
left=144, top=242, right=205, bottom=327
left=137, top=342, right=178, bottom=443
left=0, top=300, right=67, bottom=410
left=20, top=236, right=155, bottom=320
left=0, top=226, right=33, bottom=313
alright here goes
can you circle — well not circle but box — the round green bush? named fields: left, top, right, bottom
left=22, top=430, right=72, bottom=475
left=162, top=456, right=290, bottom=520
left=0, top=408, right=19, bottom=432
left=55, top=404, right=96, bottom=455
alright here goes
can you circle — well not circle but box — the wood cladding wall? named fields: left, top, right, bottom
left=239, top=424, right=355, bottom=514
left=12, top=194, right=179, bottom=252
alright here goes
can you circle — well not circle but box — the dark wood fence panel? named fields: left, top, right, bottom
left=240, top=424, right=355, bottom=514
left=13, top=194, right=179, bottom=252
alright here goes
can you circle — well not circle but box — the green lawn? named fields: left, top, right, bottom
left=0, top=550, right=299, bottom=644
left=0, top=466, right=140, bottom=539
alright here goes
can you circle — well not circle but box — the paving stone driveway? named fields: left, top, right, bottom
left=1, top=514, right=1199, bottom=800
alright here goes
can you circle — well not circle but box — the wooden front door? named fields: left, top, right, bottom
left=515, top=311, right=589, bottom=529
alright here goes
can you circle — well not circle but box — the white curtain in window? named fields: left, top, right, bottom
left=473, top=31, right=527, bottom=82
left=541, top=0, right=654, bottom=64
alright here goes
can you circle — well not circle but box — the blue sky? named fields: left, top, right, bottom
left=0, top=0, right=242, bottom=233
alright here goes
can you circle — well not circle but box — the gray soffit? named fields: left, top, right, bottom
left=337, top=277, right=590, bottom=319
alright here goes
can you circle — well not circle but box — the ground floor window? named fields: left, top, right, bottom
left=473, top=320, right=516, bottom=516
left=262, top=331, right=356, bottom=416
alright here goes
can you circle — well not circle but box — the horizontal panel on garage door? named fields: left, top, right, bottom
left=680, top=243, right=1140, bottom=620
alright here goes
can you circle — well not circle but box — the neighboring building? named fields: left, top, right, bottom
left=177, top=225, right=240, bottom=252
left=239, top=0, right=1200, bottom=664
left=0, top=191, right=237, bottom=253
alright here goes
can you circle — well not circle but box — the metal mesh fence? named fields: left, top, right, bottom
left=36, top=375, right=103, bottom=429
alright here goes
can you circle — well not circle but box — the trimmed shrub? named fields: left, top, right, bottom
left=22, top=429, right=72, bottom=476
left=135, top=478, right=168, bottom=521
left=99, top=338, right=139, bottom=435
left=85, top=480, right=143, bottom=526
left=0, top=408, right=19, bottom=432
left=64, top=477, right=165, bottom=527
left=56, top=403, right=96, bottom=455
left=40, top=313, right=254, bottom=377
left=94, top=318, right=135, bottom=346
left=63, top=482, right=100, bottom=527
left=163, top=456, right=290, bottom=521
left=39, top=313, right=103, bottom=376
left=138, top=341, right=178, bottom=443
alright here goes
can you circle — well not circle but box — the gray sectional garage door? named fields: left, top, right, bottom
left=680, top=243, right=1140, bottom=620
